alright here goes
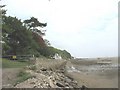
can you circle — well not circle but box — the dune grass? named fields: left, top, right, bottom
left=2, top=58, right=30, bottom=68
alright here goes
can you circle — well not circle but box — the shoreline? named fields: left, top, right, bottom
left=66, top=57, right=118, bottom=88
left=2, top=57, right=118, bottom=88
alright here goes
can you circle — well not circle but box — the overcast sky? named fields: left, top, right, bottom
left=1, top=0, right=119, bottom=58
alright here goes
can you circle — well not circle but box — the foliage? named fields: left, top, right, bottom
left=2, top=6, right=72, bottom=59
left=48, top=46, right=72, bottom=59
left=2, top=16, right=47, bottom=56
left=24, top=17, right=47, bottom=36
left=0, top=5, right=7, bottom=16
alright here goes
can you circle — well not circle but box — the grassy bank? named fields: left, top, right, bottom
left=2, top=58, right=30, bottom=68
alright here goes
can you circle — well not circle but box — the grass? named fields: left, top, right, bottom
left=14, top=70, right=35, bottom=86
left=1, top=58, right=35, bottom=87
left=2, top=58, right=30, bottom=68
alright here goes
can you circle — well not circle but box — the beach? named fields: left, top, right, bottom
left=66, top=57, right=118, bottom=88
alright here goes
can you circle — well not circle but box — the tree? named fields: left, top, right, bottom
left=24, top=17, right=47, bottom=36
left=23, top=17, right=50, bottom=57
left=2, top=16, right=40, bottom=55
left=2, top=16, right=26, bottom=54
left=0, top=5, right=7, bottom=16
left=44, top=39, right=51, bottom=46
left=1, top=6, right=72, bottom=59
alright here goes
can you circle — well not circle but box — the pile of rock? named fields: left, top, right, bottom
left=15, top=66, right=79, bottom=88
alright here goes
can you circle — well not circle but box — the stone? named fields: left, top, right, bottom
left=65, top=83, right=69, bottom=86
left=13, top=60, right=80, bottom=88
left=33, top=85, right=37, bottom=88
left=41, top=67, right=47, bottom=71
left=36, top=70, right=41, bottom=73
left=56, top=82, right=64, bottom=87
left=30, top=82, right=35, bottom=84
left=49, top=79, right=55, bottom=88
left=81, top=85, right=87, bottom=90
left=65, top=78, right=72, bottom=83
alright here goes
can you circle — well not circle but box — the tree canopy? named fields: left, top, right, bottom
left=1, top=6, right=72, bottom=59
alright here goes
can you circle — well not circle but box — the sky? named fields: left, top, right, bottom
left=1, top=0, right=119, bottom=58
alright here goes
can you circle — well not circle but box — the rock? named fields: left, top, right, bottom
left=38, top=83, right=41, bottom=86
left=72, top=80, right=78, bottom=85
left=49, top=78, right=56, bottom=88
left=41, top=67, right=47, bottom=71
left=60, top=68, right=65, bottom=73
left=13, top=60, right=80, bottom=88
left=81, top=85, right=87, bottom=90
left=56, top=82, right=64, bottom=87
left=49, top=82, right=55, bottom=88
left=65, top=78, right=72, bottom=83
left=54, top=74, right=60, bottom=81
left=33, top=85, right=37, bottom=88
left=30, top=82, right=35, bottom=84
left=36, top=70, right=41, bottom=73
left=65, top=83, right=69, bottom=86
left=47, top=71, right=52, bottom=76
left=46, top=83, right=49, bottom=87
left=65, top=86, right=70, bottom=88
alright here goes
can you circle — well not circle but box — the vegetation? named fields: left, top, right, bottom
left=2, top=59, right=29, bottom=68
left=47, top=46, right=71, bottom=59
left=14, top=70, right=35, bottom=85
left=1, top=5, right=72, bottom=59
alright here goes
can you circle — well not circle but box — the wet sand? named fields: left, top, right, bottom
left=66, top=57, right=118, bottom=88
